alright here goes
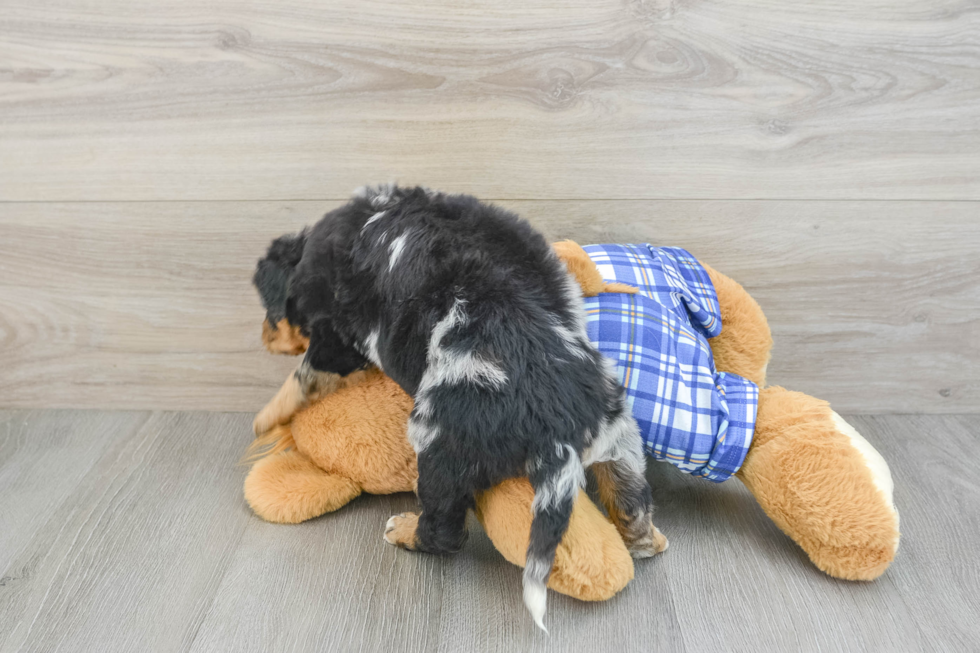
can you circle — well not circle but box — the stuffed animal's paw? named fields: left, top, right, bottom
left=383, top=512, right=420, bottom=550
left=253, top=403, right=283, bottom=436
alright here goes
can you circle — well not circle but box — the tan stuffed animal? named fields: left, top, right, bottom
left=246, top=241, right=900, bottom=588
left=551, top=241, right=900, bottom=580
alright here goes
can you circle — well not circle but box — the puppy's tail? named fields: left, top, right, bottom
left=524, top=443, right=585, bottom=633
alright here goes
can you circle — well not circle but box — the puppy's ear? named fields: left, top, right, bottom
left=253, top=230, right=308, bottom=325
left=265, top=230, right=307, bottom=268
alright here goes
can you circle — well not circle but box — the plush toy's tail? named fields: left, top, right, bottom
left=241, top=424, right=295, bottom=464
left=524, top=444, right=585, bottom=633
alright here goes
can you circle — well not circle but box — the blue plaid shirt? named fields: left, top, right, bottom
left=583, top=244, right=758, bottom=482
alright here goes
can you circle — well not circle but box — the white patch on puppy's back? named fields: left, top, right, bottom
left=559, top=270, right=588, bottom=336
left=430, top=352, right=508, bottom=390
left=362, top=329, right=383, bottom=370
left=421, top=299, right=508, bottom=390
left=388, top=233, right=409, bottom=271
left=362, top=211, right=386, bottom=231
left=550, top=271, right=591, bottom=360
left=550, top=316, right=590, bottom=361
left=407, top=417, right=440, bottom=453
left=431, top=298, right=468, bottom=345
left=411, top=299, right=509, bottom=450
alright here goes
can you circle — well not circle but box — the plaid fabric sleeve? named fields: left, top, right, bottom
left=582, top=244, right=758, bottom=483
left=656, top=247, right=722, bottom=339
left=709, top=373, right=758, bottom=481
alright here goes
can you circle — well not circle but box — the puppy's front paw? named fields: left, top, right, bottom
left=384, top=512, right=420, bottom=550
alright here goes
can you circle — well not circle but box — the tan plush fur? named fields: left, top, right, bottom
left=244, top=368, right=634, bottom=599
left=384, top=512, right=421, bottom=549
left=553, top=240, right=609, bottom=296
left=289, top=368, right=418, bottom=495
left=507, top=243, right=899, bottom=581
left=251, top=371, right=307, bottom=436
left=245, top=447, right=361, bottom=523
left=475, top=480, right=635, bottom=601
left=702, top=260, right=899, bottom=581
left=700, top=262, right=773, bottom=388
left=737, top=387, right=900, bottom=580
left=244, top=367, right=417, bottom=523
left=553, top=240, right=639, bottom=296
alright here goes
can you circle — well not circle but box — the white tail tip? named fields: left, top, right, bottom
left=523, top=579, right=548, bottom=633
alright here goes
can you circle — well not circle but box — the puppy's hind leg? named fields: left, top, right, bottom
left=385, top=445, right=474, bottom=554
left=587, top=411, right=667, bottom=558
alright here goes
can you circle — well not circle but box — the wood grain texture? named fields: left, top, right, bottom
left=434, top=511, right=686, bottom=653
left=1, top=410, right=978, bottom=651
left=850, top=414, right=980, bottom=651
left=0, top=410, right=149, bottom=573
left=0, top=411, right=256, bottom=653
left=1, top=200, right=977, bottom=413
left=1, top=0, right=979, bottom=201
left=187, top=492, right=444, bottom=653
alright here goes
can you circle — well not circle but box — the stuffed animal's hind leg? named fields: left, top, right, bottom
left=244, top=450, right=361, bottom=523
left=737, top=386, right=900, bottom=580
left=699, top=262, right=773, bottom=387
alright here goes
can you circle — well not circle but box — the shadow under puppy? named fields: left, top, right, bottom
left=252, top=185, right=660, bottom=630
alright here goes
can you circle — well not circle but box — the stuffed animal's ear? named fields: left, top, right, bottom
left=552, top=240, right=638, bottom=297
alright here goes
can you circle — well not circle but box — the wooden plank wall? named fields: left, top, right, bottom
left=1, top=0, right=978, bottom=412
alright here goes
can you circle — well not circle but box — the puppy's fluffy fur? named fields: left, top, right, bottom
left=253, top=185, right=657, bottom=629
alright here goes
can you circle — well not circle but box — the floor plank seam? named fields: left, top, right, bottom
left=182, top=506, right=252, bottom=653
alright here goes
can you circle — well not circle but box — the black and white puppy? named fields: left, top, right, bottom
left=252, top=185, right=659, bottom=630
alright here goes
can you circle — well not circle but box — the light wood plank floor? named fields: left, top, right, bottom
left=1, top=410, right=977, bottom=652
